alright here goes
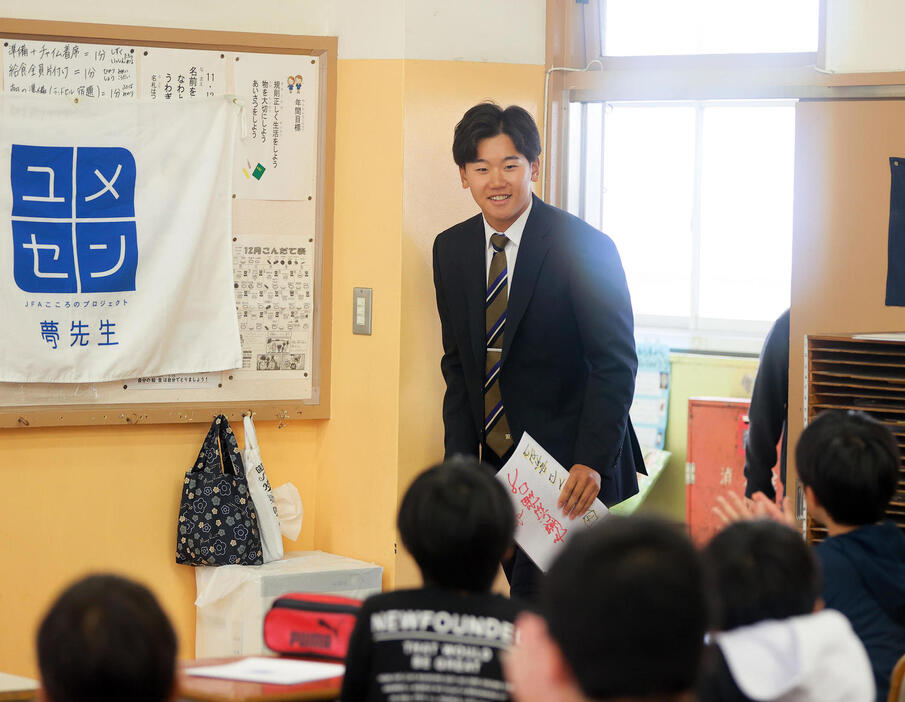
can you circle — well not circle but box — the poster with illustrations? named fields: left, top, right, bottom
left=232, top=52, right=319, bottom=202
left=232, top=235, right=313, bottom=390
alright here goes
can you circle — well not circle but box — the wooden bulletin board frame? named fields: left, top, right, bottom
left=0, top=19, right=335, bottom=428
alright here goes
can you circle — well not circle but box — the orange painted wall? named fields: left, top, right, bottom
left=313, top=59, right=405, bottom=585
left=0, top=420, right=319, bottom=676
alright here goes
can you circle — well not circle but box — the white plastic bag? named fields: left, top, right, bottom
left=273, top=482, right=303, bottom=540
left=242, top=414, right=283, bottom=563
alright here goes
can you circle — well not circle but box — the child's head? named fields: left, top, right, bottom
left=37, top=574, right=177, bottom=702
left=703, top=520, right=820, bottom=631
left=398, top=456, right=514, bottom=592
left=508, top=516, right=707, bottom=702
left=796, top=409, right=899, bottom=526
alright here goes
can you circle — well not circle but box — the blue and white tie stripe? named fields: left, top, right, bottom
left=484, top=233, right=513, bottom=458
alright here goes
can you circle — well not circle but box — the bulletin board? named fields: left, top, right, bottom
left=0, top=19, right=335, bottom=428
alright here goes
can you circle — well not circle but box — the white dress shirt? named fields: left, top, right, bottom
left=483, top=198, right=533, bottom=289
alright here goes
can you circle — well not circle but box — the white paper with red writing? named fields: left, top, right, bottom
left=496, top=432, right=608, bottom=572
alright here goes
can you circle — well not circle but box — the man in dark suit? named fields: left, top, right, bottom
left=432, top=103, right=643, bottom=599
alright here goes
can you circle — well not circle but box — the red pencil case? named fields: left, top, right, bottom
left=263, top=593, right=362, bottom=661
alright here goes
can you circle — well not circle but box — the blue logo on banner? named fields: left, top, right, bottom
left=11, top=145, right=138, bottom=294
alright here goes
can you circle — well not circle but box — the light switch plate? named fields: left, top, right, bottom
left=353, top=287, right=372, bottom=335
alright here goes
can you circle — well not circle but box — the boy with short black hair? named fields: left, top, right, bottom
left=706, top=519, right=821, bottom=631
left=700, top=520, right=873, bottom=701
left=505, top=515, right=707, bottom=702
left=340, top=456, right=524, bottom=702
left=796, top=409, right=905, bottom=701
left=37, top=574, right=178, bottom=702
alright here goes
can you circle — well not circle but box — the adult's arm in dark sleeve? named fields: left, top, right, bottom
left=433, top=238, right=479, bottom=458
left=744, top=309, right=790, bottom=500
left=340, top=605, right=372, bottom=702
left=569, top=229, right=638, bottom=480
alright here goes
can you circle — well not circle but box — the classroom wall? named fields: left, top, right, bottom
left=824, top=0, right=905, bottom=73
left=0, top=0, right=545, bottom=677
left=788, top=99, right=905, bottom=504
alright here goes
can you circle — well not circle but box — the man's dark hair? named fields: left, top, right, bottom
left=703, top=520, right=820, bottom=631
left=795, top=409, right=900, bottom=525
left=452, top=103, right=542, bottom=166
left=542, top=515, right=707, bottom=700
left=37, top=574, right=177, bottom=702
left=398, top=456, right=514, bottom=592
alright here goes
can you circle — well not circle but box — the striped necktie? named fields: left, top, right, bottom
left=484, top=233, right=513, bottom=459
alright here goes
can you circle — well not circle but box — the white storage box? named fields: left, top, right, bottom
left=194, top=550, right=383, bottom=657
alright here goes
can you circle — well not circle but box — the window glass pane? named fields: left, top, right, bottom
left=601, top=103, right=696, bottom=318
left=603, top=0, right=819, bottom=56
left=566, top=102, right=583, bottom=217
left=698, top=102, right=794, bottom=322
left=584, top=102, right=604, bottom=231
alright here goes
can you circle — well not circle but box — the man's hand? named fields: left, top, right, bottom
left=558, top=464, right=601, bottom=520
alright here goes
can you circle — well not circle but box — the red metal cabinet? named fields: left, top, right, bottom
left=686, top=397, right=779, bottom=545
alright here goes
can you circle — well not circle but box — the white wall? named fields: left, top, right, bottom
left=0, top=0, right=545, bottom=63
left=825, top=0, right=905, bottom=73
left=404, top=1, right=544, bottom=65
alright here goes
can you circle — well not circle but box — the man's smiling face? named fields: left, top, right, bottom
left=459, top=133, right=539, bottom=233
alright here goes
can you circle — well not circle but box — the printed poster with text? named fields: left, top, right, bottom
left=139, top=47, right=226, bottom=102
left=0, top=94, right=242, bottom=383
left=232, top=52, right=319, bottom=203
left=629, top=341, right=670, bottom=449
left=231, top=234, right=313, bottom=397
left=496, top=432, right=608, bottom=572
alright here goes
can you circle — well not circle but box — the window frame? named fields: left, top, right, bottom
left=547, top=0, right=828, bottom=352
left=597, top=0, right=824, bottom=65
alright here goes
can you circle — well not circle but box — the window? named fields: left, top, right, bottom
left=602, top=0, right=819, bottom=57
left=556, top=1, right=820, bottom=350
left=568, top=99, right=795, bottom=337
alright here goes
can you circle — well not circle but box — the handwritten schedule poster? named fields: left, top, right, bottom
left=496, top=432, right=608, bottom=572
left=232, top=52, right=319, bottom=202
left=140, top=48, right=226, bottom=101
left=3, top=39, right=136, bottom=100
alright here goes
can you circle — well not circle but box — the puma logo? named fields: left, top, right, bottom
left=318, top=618, right=340, bottom=637
left=289, top=631, right=331, bottom=648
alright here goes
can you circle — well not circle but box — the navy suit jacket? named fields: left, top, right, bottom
left=432, top=195, right=643, bottom=506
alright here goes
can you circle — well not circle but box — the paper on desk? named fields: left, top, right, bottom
left=186, top=657, right=344, bottom=685
left=495, top=432, right=608, bottom=572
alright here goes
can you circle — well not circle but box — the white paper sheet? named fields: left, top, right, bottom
left=186, top=656, right=344, bottom=685
left=495, top=432, right=608, bottom=572
left=130, top=372, right=220, bottom=389
left=852, top=332, right=905, bottom=341
left=232, top=52, right=319, bottom=201
left=2, top=39, right=136, bottom=100
left=139, top=47, right=226, bottom=101
left=232, top=235, right=313, bottom=381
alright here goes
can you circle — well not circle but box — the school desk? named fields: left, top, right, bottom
left=178, top=657, right=342, bottom=702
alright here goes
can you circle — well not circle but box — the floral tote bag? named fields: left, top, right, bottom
left=176, top=415, right=263, bottom=566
